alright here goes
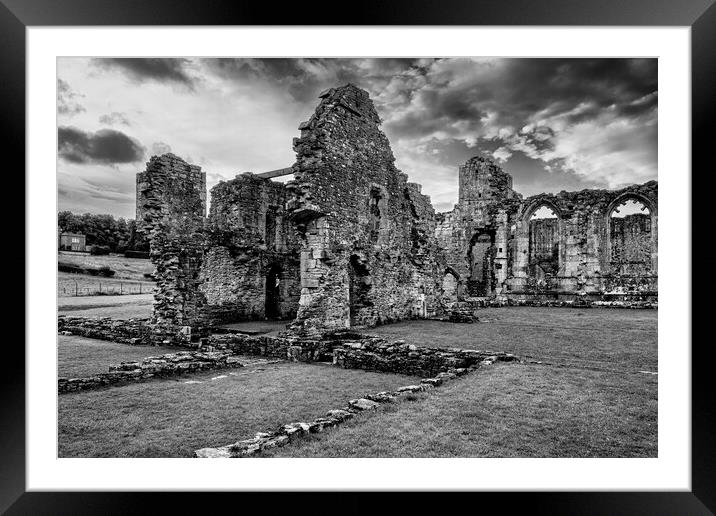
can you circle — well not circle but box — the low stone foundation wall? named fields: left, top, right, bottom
left=58, top=351, right=244, bottom=393
left=194, top=362, right=490, bottom=458
left=500, top=293, right=657, bottom=308
left=333, top=339, right=516, bottom=377
left=208, top=333, right=335, bottom=362
left=207, top=331, right=517, bottom=377
left=58, top=316, right=152, bottom=345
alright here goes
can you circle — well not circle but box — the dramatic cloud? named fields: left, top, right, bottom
left=375, top=58, right=657, bottom=190
left=58, top=126, right=146, bottom=165
left=92, top=58, right=196, bottom=89
left=57, top=78, right=85, bottom=116
left=57, top=57, right=657, bottom=218
left=99, top=111, right=131, bottom=126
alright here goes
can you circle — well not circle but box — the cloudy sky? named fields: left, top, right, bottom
left=57, top=57, right=657, bottom=218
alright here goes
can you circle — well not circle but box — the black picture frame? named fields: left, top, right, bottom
left=5, top=1, right=714, bottom=513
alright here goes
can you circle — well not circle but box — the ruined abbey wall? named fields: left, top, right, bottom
left=201, top=173, right=300, bottom=323
left=436, top=156, right=658, bottom=302
left=136, top=84, right=657, bottom=344
left=287, top=85, right=445, bottom=332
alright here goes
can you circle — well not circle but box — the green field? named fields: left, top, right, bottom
left=58, top=335, right=175, bottom=378
left=57, top=306, right=658, bottom=458
left=58, top=293, right=154, bottom=318
left=58, top=251, right=156, bottom=297
left=58, top=362, right=415, bottom=458
left=58, top=251, right=154, bottom=280
left=265, top=362, right=656, bottom=458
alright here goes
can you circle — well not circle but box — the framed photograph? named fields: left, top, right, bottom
left=7, top=0, right=714, bottom=512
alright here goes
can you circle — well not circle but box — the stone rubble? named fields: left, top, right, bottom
left=58, top=350, right=245, bottom=393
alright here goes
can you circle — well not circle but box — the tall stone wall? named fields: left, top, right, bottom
left=136, top=154, right=208, bottom=342
left=286, top=84, right=446, bottom=332
left=435, top=156, right=523, bottom=297
left=201, top=173, right=301, bottom=323
left=436, top=156, right=658, bottom=301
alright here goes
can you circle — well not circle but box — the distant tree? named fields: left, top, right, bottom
left=58, top=211, right=143, bottom=253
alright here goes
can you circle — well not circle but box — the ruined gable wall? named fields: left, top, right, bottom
left=287, top=85, right=445, bottom=331
left=136, top=153, right=208, bottom=341
left=201, top=173, right=300, bottom=323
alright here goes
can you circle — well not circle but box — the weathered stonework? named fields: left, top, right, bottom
left=58, top=350, right=244, bottom=393
left=201, top=173, right=301, bottom=323
left=286, top=85, right=445, bottom=332
left=136, top=153, right=209, bottom=343
left=58, top=316, right=151, bottom=345
left=135, top=83, right=657, bottom=342
left=435, top=155, right=658, bottom=304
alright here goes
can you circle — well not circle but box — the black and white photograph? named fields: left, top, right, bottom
left=55, top=56, right=660, bottom=459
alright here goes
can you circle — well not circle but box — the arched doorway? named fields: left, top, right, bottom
left=467, top=231, right=496, bottom=297
left=265, top=264, right=281, bottom=319
left=442, top=269, right=459, bottom=302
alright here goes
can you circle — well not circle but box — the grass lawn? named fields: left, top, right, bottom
left=58, top=293, right=154, bottom=319
left=58, top=271, right=155, bottom=297
left=369, top=307, right=657, bottom=372
left=58, top=335, right=176, bottom=378
left=58, top=251, right=154, bottom=281
left=58, top=362, right=414, bottom=457
left=57, top=307, right=658, bottom=458
left=264, top=362, right=657, bottom=458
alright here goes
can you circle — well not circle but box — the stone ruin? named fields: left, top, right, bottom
left=135, top=84, right=658, bottom=345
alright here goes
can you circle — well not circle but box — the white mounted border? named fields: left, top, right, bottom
left=27, top=26, right=690, bottom=491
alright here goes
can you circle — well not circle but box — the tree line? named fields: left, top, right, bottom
left=58, top=211, right=149, bottom=254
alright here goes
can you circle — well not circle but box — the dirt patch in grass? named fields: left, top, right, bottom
left=58, top=362, right=414, bottom=457
left=370, top=307, right=657, bottom=372
left=58, top=335, right=176, bottom=378
left=264, top=362, right=657, bottom=458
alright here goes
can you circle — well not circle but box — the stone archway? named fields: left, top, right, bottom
left=606, top=195, right=655, bottom=275
left=467, top=231, right=496, bottom=297
left=526, top=203, right=561, bottom=280
left=442, top=268, right=460, bottom=302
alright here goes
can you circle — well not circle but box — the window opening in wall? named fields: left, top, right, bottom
left=609, top=198, right=652, bottom=275
left=467, top=231, right=495, bottom=297
left=529, top=205, right=559, bottom=279
left=368, top=188, right=383, bottom=243
left=442, top=270, right=459, bottom=302
left=265, top=207, right=277, bottom=250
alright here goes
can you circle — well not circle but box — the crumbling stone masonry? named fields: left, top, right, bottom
left=136, top=153, right=208, bottom=343
left=58, top=350, right=244, bottom=393
left=435, top=156, right=658, bottom=303
left=201, top=173, right=301, bottom=323
left=136, top=83, right=658, bottom=343
left=287, top=85, right=445, bottom=332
